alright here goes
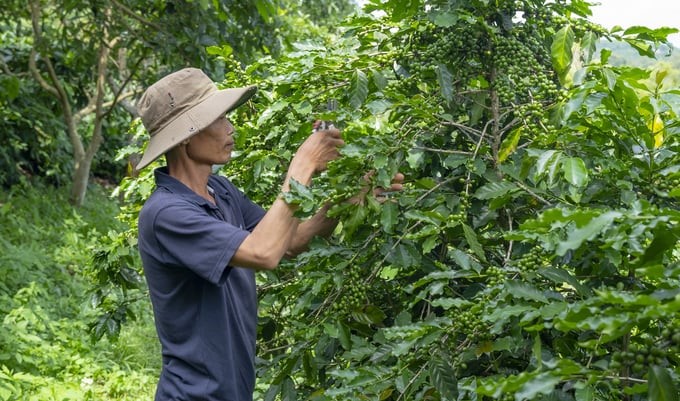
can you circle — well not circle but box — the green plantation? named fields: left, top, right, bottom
left=1, top=0, right=679, bottom=400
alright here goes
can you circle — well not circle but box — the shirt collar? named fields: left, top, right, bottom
left=154, top=167, right=218, bottom=210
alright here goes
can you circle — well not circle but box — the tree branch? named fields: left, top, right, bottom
left=0, top=56, right=13, bottom=75
left=109, top=0, right=164, bottom=32
left=28, top=50, right=58, bottom=97
left=29, top=0, right=83, bottom=159
left=75, top=89, right=140, bottom=121
left=102, top=51, right=149, bottom=119
left=489, top=65, right=502, bottom=172
left=84, top=6, right=112, bottom=161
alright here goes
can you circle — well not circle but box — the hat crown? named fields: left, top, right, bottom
left=138, top=68, right=216, bottom=136
left=134, top=67, right=257, bottom=171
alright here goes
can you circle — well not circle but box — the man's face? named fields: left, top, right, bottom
left=186, top=116, right=236, bottom=165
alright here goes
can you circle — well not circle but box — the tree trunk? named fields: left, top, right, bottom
left=71, top=157, right=93, bottom=206
left=69, top=7, right=111, bottom=206
left=29, top=0, right=114, bottom=207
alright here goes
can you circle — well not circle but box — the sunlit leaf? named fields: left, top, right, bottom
left=552, top=25, right=574, bottom=81
left=562, top=157, right=589, bottom=187
left=498, top=127, right=521, bottom=163
left=349, top=69, right=369, bottom=109
left=649, top=114, right=665, bottom=148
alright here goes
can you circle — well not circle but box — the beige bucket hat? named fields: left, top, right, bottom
left=135, top=67, right=257, bottom=170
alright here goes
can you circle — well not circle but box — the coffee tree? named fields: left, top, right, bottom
left=102, top=0, right=680, bottom=399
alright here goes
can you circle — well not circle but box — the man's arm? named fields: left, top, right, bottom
left=286, top=204, right=338, bottom=257
left=229, top=129, right=343, bottom=270
left=286, top=172, right=406, bottom=258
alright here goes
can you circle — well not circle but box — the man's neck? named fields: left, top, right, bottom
left=168, top=162, right=214, bottom=203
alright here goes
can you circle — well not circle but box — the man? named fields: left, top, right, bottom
left=135, top=67, right=401, bottom=401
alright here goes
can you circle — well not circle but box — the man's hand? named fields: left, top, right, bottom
left=373, top=172, right=405, bottom=202
left=294, top=127, right=344, bottom=173
left=349, top=171, right=405, bottom=205
left=283, top=126, right=344, bottom=193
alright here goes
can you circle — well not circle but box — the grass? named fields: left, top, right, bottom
left=0, top=178, right=159, bottom=401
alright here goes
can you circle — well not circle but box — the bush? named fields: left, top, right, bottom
left=0, top=180, right=158, bottom=401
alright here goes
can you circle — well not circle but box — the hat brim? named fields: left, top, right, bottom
left=135, top=85, right=257, bottom=171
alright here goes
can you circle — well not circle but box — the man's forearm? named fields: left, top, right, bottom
left=230, top=160, right=316, bottom=270
left=287, top=203, right=338, bottom=257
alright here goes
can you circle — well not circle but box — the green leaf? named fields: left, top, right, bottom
left=575, top=385, right=595, bottom=401
left=386, top=242, right=421, bottom=268
left=0, top=75, right=20, bottom=101
left=422, top=234, right=438, bottom=253
left=557, top=211, right=621, bottom=255
left=462, top=224, right=486, bottom=262
left=280, top=377, right=297, bottom=401
left=380, top=201, right=398, bottom=233
left=366, top=99, right=392, bottom=114
left=370, top=344, right=393, bottom=363
left=637, top=227, right=679, bottom=267
left=498, top=127, right=521, bottom=163
left=337, top=321, right=352, bottom=350
left=551, top=25, right=575, bottom=79
left=429, top=357, right=458, bottom=400
left=448, top=248, right=483, bottom=273
left=372, top=69, right=388, bottom=90
left=379, top=265, right=399, bottom=280
left=532, top=149, right=563, bottom=184
left=436, top=64, right=454, bottom=103
left=515, top=373, right=561, bottom=400
left=623, top=26, right=679, bottom=42
left=562, top=157, right=589, bottom=187
left=505, top=281, right=549, bottom=303
left=349, top=69, right=369, bottom=109
left=343, top=205, right=368, bottom=239
left=473, top=181, right=519, bottom=200
left=387, top=0, right=422, bottom=21
left=430, top=11, right=458, bottom=27
left=625, top=38, right=654, bottom=58
left=560, top=87, right=588, bottom=122
left=352, top=305, right=386, bottom=326
left=539, top=267, right=591, bottom=296
left=580, top=31, right=598, bottom=64
left=533, top=333, right=542, bottom=368
left=648, top=365, right=679, bottom=401
left=282, top=178, right=316, bottom=214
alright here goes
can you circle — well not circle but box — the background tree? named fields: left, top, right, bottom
left=0, top=0, right=286, bottom=205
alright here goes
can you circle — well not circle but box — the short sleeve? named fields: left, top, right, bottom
left=233, top=186, right=266, bottom=232
left=152, top=202, right=250, bottom=285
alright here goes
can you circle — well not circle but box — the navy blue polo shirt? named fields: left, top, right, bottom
left=138, top=167, right=265, bottom=401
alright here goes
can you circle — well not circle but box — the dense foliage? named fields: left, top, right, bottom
left=3, top=0, right=679, bottom=400
left=232, top=2, right=680, bottom=398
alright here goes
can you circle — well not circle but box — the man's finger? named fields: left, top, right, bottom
left=391, top=173, right=405, bottom=184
